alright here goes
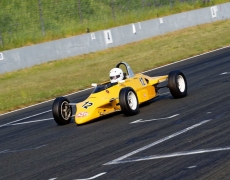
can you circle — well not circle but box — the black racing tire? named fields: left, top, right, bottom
left=119, top=87, right=139, bottom=116
left=168, top=70, right=187, bottom=99
left=52, top=97, right=72, bottom=125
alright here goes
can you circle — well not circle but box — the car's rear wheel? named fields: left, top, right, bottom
left=119, top=87, right=139, bottom=116
left=52, top=97, right=72, bottom=125
left=168, top=70, right=187, bottom=98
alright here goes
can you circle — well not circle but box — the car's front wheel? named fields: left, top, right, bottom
left=119, top=87, right=139, bottom=116
left=168, top=70, right=187, bottom=99
left=52, top=97, right=72, bottom=125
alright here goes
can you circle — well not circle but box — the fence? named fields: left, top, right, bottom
left=0, top=0, right=215, bottom=50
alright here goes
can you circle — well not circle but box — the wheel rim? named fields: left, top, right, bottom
left=61, top=101, right=71, bottom=120
left=127, top=91, right=137, bottom=110
left=177, top=75, right=186, bottom=92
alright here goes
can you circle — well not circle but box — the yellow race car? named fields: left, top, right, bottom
left=52, top=62, right=187, bottom=125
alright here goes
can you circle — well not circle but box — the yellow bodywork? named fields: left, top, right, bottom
left=74, top=73, right=168, bottom=124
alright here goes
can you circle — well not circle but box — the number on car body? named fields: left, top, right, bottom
left=82, top=101, right=93, bottom=109
left=139, top=77, right=146, bottom=86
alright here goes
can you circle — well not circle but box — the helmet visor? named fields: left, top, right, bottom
left=110, top=75, right=120, bottom=80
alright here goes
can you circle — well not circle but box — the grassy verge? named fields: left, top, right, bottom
left=0, top=19, right=230, bottom=114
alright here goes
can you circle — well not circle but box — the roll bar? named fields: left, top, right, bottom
left=116, top=62, right=135, bottom=78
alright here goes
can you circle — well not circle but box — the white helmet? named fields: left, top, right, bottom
left=109, top=68, right=124, bottom=83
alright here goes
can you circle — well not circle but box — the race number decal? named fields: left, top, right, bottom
left=139, top=77, right=146, bottom=86
left=77, top=112, right=88, bottom=117
left=82, top=101, right=93, bottom=109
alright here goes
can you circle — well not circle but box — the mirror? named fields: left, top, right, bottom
left=91, top=83, right=97, bottom=87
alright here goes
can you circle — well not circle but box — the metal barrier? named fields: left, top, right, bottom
left=0, top=0, right=216, bottom=50
left=0, top=2, right=229, bottom=74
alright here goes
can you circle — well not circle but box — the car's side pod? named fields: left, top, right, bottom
left=167, top=70, right=188, bottom=99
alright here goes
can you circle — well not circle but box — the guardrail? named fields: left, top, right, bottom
left=0, top=2, right=229, bottom=74
left=0, top=0, right=215, bottom=50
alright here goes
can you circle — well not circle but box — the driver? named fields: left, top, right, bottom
left=109, top=68, right=124, bottom=84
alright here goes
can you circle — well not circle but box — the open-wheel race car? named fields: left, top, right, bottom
left=52, top=62, right=187, bottom=125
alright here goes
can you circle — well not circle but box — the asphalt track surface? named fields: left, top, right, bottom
left=0, top=47, right=230, bottom=180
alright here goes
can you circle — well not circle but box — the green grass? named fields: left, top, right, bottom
left=0, top=19, right=230, bottom=114
left=0, top=0, right=229, bottom=51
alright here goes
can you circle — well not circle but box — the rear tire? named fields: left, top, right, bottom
left=52, top=97, right=72, bottom=125
left=168, top=70, right=187, bottom=99
left=119, top=87, right=139, bottom=116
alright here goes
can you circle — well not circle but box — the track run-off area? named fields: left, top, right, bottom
left=0, top=47, right=230, bottom=180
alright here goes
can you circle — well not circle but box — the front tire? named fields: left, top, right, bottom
left=52, top=97, right=72, bottom=125
left=168, top=70, right=187, bottom=99
left=119, top=87, right=139, bottom=116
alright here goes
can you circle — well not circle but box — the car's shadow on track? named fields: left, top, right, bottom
left=72, top=111, right=123, bottom=126
left=140, top=92, right=173, bottom=106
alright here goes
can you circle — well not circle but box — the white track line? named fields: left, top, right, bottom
left=110, top=147, right=230, bottom=164
left=1, top=45, right=230, bottom=117
left=220, top=72, right=230, bottom=75
left=188, top=166, right=196, bottom=169
left=0, top=110, right=51, bottom=127
left=130, top=114, right=179, bottom=124
left=0, top=145, right=47, bottom=154
left=8, top=118, right=53, bottom=126
left=104, top=119, right=211, bottom=165
left=0, top=111, right=75, bottom=127
left=75, top=172, right=107, bottom=180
